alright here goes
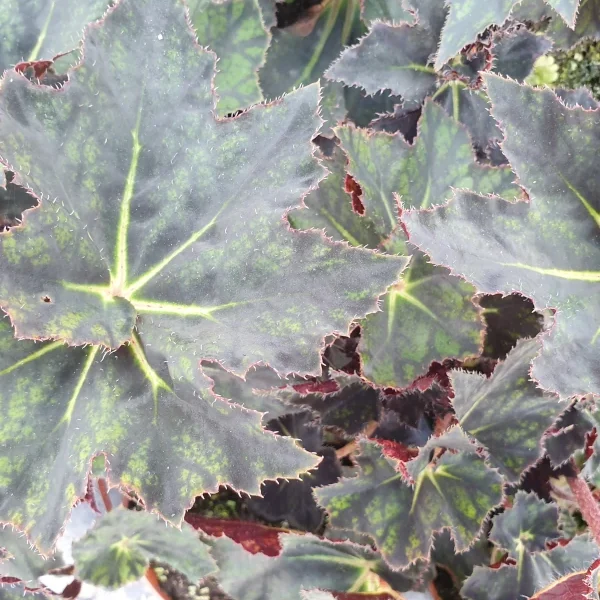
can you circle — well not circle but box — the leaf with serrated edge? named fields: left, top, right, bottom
left=315, top=433, right=503, bottom=568
left=338, top=100, right=519, bottom=234
left=0, top=0, right=407, bottom=550
left=0, top=172, right=37, bottom=231
left=0, top=526, right=59, bottom=583
left=491, top=29, right=552, bottom=82
left=490, top=491, right=559, bottom=559
left=72, top=508, right=215, bottom=589
left=404, top=75, right=600, bottom=398
left=211, top=532, right=426, bottom=600
left=451, top=338, right=563, bottom=480
left=259, top=0, right=363, bottom=99
left=462, top=533, right=599, bottom=600
left=189, top=0, right=270, bottom=115
left=326, top=22, right=438, bottom=105
left=0, top=0, right=111, bottom=73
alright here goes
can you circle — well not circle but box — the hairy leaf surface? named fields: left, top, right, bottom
left=404, top=75, right=600, bottom=398
left=0, top=0, right=408, bottom=550
left=0, top=0, right=111, bottom=73
left=0, top=527, right=58, bottom=583
left=316, top=435, right=502, bottom=568
left=451, top=339, right=562, bottom=480
left=361, top=0, right=414, bottom=24
left=72, top=508, right=216, bottom=588
left=190, top=0, right=270, bottom=115
left=462, top=534, right=598, bottom=600
left=211, top=533, right=425, bottom=599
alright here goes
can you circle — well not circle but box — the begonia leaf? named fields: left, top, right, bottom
left=0, top=0, right=111, bottom=74
left=315, top=434, right=503, bottom=568
left=491, top=30, right=552, bottom=81
left=0, top=172, right=37, bottom=231
left=72, top=508, right=216, bottom=589
left=211, top=533, right=427, bottom=599
left=462, top=533, right=599, bottom=600
left=0, top=0, right=407, bottom=551
left=451, top=339, right=563, bottom=480
left=0, top=527, right=58, bottom=584
left=489, top=491, right=559, bottom=559
left=190, top=0, right=270, bottom=115
left=361, top=0, right=414, bottom=25
left=404, top=75, right=600, bottom=398
left=259, top=0, right=363, bottom=99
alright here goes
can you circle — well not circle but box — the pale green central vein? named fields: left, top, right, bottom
left=0, top=341, right=63, bottom=376
left=420, top=176, right=432, bottom=209
left=292, top=555, right=374, bottom=569
left=61, top=346, right=99, bottom=426
left=380, top=190, right=396, bottom=231
left=498, top=262, right=600, bottom=282
left=392, top=63, right=436, bottom=74
left=456, top=392, right=488, bottom=428
left=319, top=208, right=362, bottom=246
left=113, top=97, right=144, bottom=293
left=592, top=326, right=600, bottom=345
left=130, top=333, right=172, bottom=423
left=391, top=287, right=439, bottom=321
left=451, top=81, right=460, bottom=122
left=133, top=299, right=245, bottom=320
left=27, top=0, right=56, bottom=62
left=125, top=214, right=221, bottom=297
left=558, top=172, right=600, bottom=229
left=62, top=281, right=112, bottom=299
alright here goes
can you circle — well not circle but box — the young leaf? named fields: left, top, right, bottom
left=451, top=339, right=563, bottom=480
left=404, top=76, right=600, bottom=398
left=315, top=433, right=503, bottom=568
left=490, top=491, right=559, bottom=558
left=72, top=508, right=216, bottom=589
left=211, top=533, right=427, bottom=599
left=259, top=0, right=363, bottom=99
left=0, top=0, right=110, bottom=73
left=189, top=0, right=270, bottom=115
left=462, top=533, right=599, bottom=600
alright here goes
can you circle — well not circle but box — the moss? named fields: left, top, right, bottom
left=553, top=39, right=600, bottom=99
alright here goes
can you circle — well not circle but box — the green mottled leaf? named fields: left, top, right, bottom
left=0, top=0, right=408, bottom=549
left=326, top=21, right=439, bottom=105
left=545, top=0, right=581, bottom=25
left=260, top=0, right=363, bottom=99
left=404, top=75, right=600, bottom=398
left=451, top=339, right=563, bottom=480
left=315, top=433, right=503, bottom=568
left=0, top=0, right=111, bottom=73
left=361, top=0, right=414, bottom=25
left=0, top=526, right=59, bottom=583
left=462, top=533, right=599, bottom=600
left=490, top=491, right=559, bottom=558
left=545, top=0, right=600, bottom=48
left=0, top=172, right=37, bottom=231
left=211, top=532, right=427, bottom=599
left=338, top=100, right=519, bottom=233
left=190, top=0, right=270, bottom=115
left=72, top=508, right=216, bottom=589
left=360, top=238, right=483, bottom=388
left=287, top=142, right=384, bottom=248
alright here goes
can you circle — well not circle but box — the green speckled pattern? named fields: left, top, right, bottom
left=190, top=0, right=269, bottom=115
left=0, top=0, right=110, bottom=73
left=451, top=339, right=562, bottom=480
left=316, top=437, right=502, bottom=568
left=404, top=75, right=600, bottom=398
left=72, top=508, right=216, bottom=588
left=338, top=100, right=519, bottom=233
